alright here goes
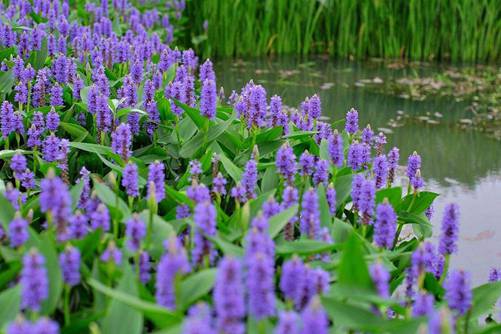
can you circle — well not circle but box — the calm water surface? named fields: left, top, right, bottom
left=215, top=57, right=501, bottom=284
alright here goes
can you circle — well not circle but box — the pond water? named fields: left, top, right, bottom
left=215, top=57, right=501, bottom=284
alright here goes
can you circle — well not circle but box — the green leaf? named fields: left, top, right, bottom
left=0, top=193, right=15, bottom=229
left=468, top=281, right=501, bottom=319
left=269, top=204, right=298, bottom=239
left=176, top=101, right=208, bottom=129
left=0, top=285, right=21, bottom=328
left=219, top=153, right=242, bottom=182
left=207, top=115, right=235, bottom=142
left=179, top=131, right=205, bottom=159
left=69, top=142, right=113, bottom=155
left=139, top=210, right=175, bottom=259
left=397, top=191, right=439, bottom=214
left=376, top=187, right=402, bottom=207
left=88, top=277, right=180, bottom=329
left=28, top=38, right=47, bottom=70
left=337, top=232, right=372, bottom=290
left=209, top=235, right=244, bottom=257
left=93, top=182, right=131, bottom=218
left=60, top=122, right=94, bottom=143
left=335, top=173, right=353, bottom=207
left=319, top=139, right=330, bottom=160
left=179, top=269, right=216, bottom=311
left=0, top=70, right=15, bottom=94
left=276, top=239, right=337, bottom=256
left=261, top=166, right=279, bottom=193
left=102, top=265, right=143, bottom=334
left=317, top=184, right=331, bottom=227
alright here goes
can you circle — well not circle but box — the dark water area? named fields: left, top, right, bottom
left=215, top=56, right=501, bottom=284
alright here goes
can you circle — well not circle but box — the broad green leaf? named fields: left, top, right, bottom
left=261, top=166, right=279, bottom=193
left=376, top=187, right=402, bottom=207
left=276, top=239, right=337, bottom=256
left=93, top=182, right=131, bottom=218
left=209, top=235, right=244, bottom=257
left=179, top=131, right=205, bottom=158
left=139, top=210, right=176, bottom=259
left=397, top=191, right=439, bottom=214
left=337, top=232, right=372, bottom=290
left=0, top=285, right=21, bottom=328
left=178, top=269, right=216, bottom=311
left=269, top=204, right=298, bottom=238
left=207, top=115, right=235, bottom=142
left=69, top=142, right=113, bottom=155
left=219, top=153, right=243, bottom=182
left=102, top=265, right=143, bottom=334
left=88, top=278, right=180, bottom=328
left=335, top=173, right=353, bottom=207
left=60, top=122, right=94, bottom=143
left=0, top=193, right=15, bottom=228
left=0, top=70, right=15, bottom=94
left=176, top=101, right=208, bottom=129
left=317, top=184, right=331, bottom=227
left=468, top=281, right=501, bottom=319
left=319, top=139, right=330, bottom=160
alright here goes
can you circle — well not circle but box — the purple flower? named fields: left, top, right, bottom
left=361, top=125, right=373, bottom=144
left=5, top=184, right=26, bottom=210
left=345, top=108, right=359, bottom=134
left=215, top=257, right=245, bottom=334
left=122, top=162, right=139, bottom=197
left=445, top=269, right=472, bottom=315
left=148, top=161, right=165, bottom=202
left=313, top=159, right=329, bottom=186
left=189, top=160, right=202, bottom=178
left=280, top=257, right=307, bottom=308
left=50, top=83, right=64, bottom=106
left=359, top=179, right=375, bottom=224
left=489, top=268, right=501, bottom=282
left=200, top=79, right=217, bottom=119
left=328, top=131, right=344, bottom=167
left=282, top=186, right=299, bottom=241
left=32, top=318, right=59, bottom=334
left=374, top=201, right=397, bottom=248
left=373, top=155, right=388, bottom=189
left=183, top=303, right=216, bottom=334
left=138, top=251, right=151, bottom=283
left=351, top=174, right=365, bottom=211
left=370, top=263, right=390, bottom=298
left=275, top=311, right=301, bottom=334
left=21, top=250, right=48, bottom=312
left=387, top=147, right=399, bottom=185
left=326, top=184, right=336, bottom=215
left=14, top=82, right=28, bottom=104
left=10, top=153, right=27, bottom=175
left=126, top=214, right=146, bottom=252
left=187, top=184, right=211, bottom=203
left=347, top=142, right=365, bottom=170
left=19, top=170, right=35, bottom=190
left=412, top=293, right=434, bottom=317
left=68, top=211, right=88, bottom=239
left=242, top=159, right=258, bottom=199
left=42, top=134, right=61, bottom=162
left=8, top=213, right=29, bottom=248
left=247, top=252, right=275, bottom=319
left=90, top=203, right=110, bottom=232
left=59, top=246, right=81, bottom=286
left=212, top=173, right=227, bottom=195
left=438, top=204, right=460, bottom=255
left=192, top=201, right=217, bottom=265
left=276, top=142, right=296, bottom=183
left=300, top=298, right=328, bottom=334
left=200, top=59, right=215, bottom=83
left=100, top=242, right=122, bottom=265
left=46, top=109, right=60, bottom=133
left=40, top=172, right=72, bottom=223
left=176, top=204, right=191, bottom=219
left=156, top=237, right=190, bottom=309
left=406, top=151, right=421, bottom=182
left=299, top=151, right=315, bottom=176
left=262, top=197, right=282, bottom=218
left=1, top=101, right=15, bottom=138
left=111, top=123, right=132, bottom=161
left=6, top=317, right=33, bottom=334
left=300, top=189, right=320, bottom=239
left=425, top=205, right=434, bottom=220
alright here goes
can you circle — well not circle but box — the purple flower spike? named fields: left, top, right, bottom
left=370, top=263, right=390, bottom=299
left=200, top=59, right=215, bottom=83
left=200, top=79, right=217, bottom=119
left=361, top=125, right=373, bottom=144
left=100, top=242, right=122, bottom=265
left=111, top=123, right=132, bottom=161
left=148, top=161, right=165, bottom=202
left=8, top=213, right=29, bottom=248
left=351, top=174, right=365, bottom=211
left=276, top=142, right=296, bottom=183
left=347, top=141, right=364, bottom=171
left=59, top=246, right=81, bottom=286
left=373, top=155, right=388, bottom=189
left=406, top=151, right=421, bottom=182
left=313, top=159, right=329, bottom=186
left=299, top=151, right=315, bottom=176
left=300, top=298, right=328, bottom=334
left=122, top=162, right=139, bottom=197
left=215, top=257, right=245, bottom=334
left=412, top=293, right=434, bottom=317
left=10, top=153, right=27, bottom=176
left=32, top=317, right=59, bottom=334
left=242, top=159, right=258, bottom=199
left=300, top=189, right=320, bottom=239
left=6, top=317, right=33, bottom=334
left=21, top=250, right=48, bottom=312
left=275, top=311, right=301, bottom=334
left=345, top=108, right=359, bottom=134
left=262, top=197, right=282, bottom=218
left=90, top=203, right=110, bottom=232
left=438, top=204, right=460, bottom=255
left=46, top=108, right=60, bottom=132
left=192, top=201, right=217, bottom=265
left=280, top=257, right=307, bottom=307
left=445, top=269, right=472, bottom=316
left=138, top=251, right=151, bottom=283
left=156, top=237, right=190, bottom=309
left=328, top=131, right=344, bottom=167
left=387, top=147, right=399, bottom=185
left=489, top=268, right=501, bottom=282
left=247, top=252, right=276, bottom=319
left=359, top=179, right=375, bottom=225
left=126, top=214, right=146, bottom=252
left=326, top=184, right=336, bottom=215
left=68, top=211, right=88, bottom=239
left=212, top=172, right=227, bottom=195
left=374, top=201, right=397, bottom=249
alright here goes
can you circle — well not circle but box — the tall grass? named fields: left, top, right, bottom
left=186, top=0, right=501, bottom=62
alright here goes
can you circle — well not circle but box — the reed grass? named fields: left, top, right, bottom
left=186, top=0, right=501, bottom=62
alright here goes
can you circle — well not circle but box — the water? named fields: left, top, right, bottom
left=215, top=57, right=501, bottom=284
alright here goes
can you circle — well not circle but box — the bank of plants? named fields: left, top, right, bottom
left=0, top=1, right=501, bottom=334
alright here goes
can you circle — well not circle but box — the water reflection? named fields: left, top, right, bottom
left=215, top=56, right=501, bottom=284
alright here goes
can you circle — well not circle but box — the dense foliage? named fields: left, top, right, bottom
left=0, top=1, right=500, bottom=334
left=187, top=0, right=501, bottom=62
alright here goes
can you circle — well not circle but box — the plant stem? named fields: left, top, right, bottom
left=64, top=285, right=70, bottom=325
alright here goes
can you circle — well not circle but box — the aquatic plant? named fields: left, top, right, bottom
left=0, top=1, right=500, bottom=334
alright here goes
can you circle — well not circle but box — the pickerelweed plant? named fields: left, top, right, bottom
left=0, top=1, right=500, bottom=334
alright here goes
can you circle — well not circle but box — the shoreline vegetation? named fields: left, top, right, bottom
left=0, top=1, right=500, bottom=334
left=186, top=0, right=501, bottom=63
